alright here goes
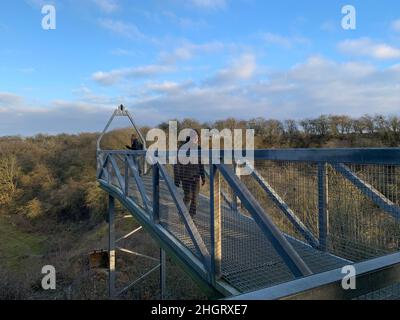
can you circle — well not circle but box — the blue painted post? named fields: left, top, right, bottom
left=318, top=162, right=329, bottom=252
left=108, top=195, right=116, bottom=298
left=160, top=248, right=166, bottom=299
left=152, top=164, right=160, bottom=224
left=232, top=162, right=238, bottom=211
left=124, top=156, right=129, bottom=196
left=210, top=165, right=222, bottom=284
left=107, top=154, right=111, bottom=185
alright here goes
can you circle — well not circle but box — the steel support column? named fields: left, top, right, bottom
left=152, top=165, right=160, bottom=223
left=318, top=163, right=329, bottom=252
left=160, top=248, right=166, bottom=299
left=108, top=195, right=116, bottom=298
left=210, top=165, right=222, bottom=283
left=124, top=157, right=129, bottom=196
left=232, top=162, right=239, bottom=211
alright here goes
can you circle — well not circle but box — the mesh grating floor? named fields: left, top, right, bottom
left=354, top=283, right=400, bottom=300
left=140, top=176, right=349, bottom=294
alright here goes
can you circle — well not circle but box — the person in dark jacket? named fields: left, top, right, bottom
left=174, top=134, right=205, bottom=217
left=126, top=134, right=144, bottom=151
left=126, top=134, right=144, bottom=175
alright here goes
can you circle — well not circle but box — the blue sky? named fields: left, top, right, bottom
left=1, top=0, right=400, bottom=135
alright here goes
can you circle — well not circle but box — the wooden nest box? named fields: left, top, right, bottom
left=89, top=250, right=109, bottom=269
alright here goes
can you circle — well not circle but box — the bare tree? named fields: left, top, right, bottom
left=312, top=115, right=330, bottom=136
left=360, top=115, right=375, bottom=134
left=284, top=119, right=299, bottom=136
left=388, top=116, right=400, bottom=134
left=0, top=154, right=19, bottom=206
left=300, top=119, right=313, bottom=135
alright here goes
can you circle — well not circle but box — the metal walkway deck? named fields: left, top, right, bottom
left=96, top=106, right=400, bottom=299
left=141, top=175, right=348, bottom=293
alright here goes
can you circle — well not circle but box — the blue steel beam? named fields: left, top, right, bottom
left=157, top=163, right=212, bottom=270
left=152, top=165, right=160, bottom=223
left=126, top=156, right=151, bottom=212
left=249, top=166, right=319, bottom=248
left=100, top=148, right=400, bottom=165
left=220, top=191, right=237, bottom=211
left=108, top=195, right=116, bottom=298
left=217, top=164, right=313, bottom=278
left=253, top=148, right=400, bottom=165
left=97, top=153, right=110, bottom=180
left=332, top=163, right=400, bottom=220
left=109, top=155, right=125, bottom=191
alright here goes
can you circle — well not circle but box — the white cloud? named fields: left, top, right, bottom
left=262, top=32, right=310, bottom=49
left=392, top=19, right=400, bottom=32
left=3, top=57, right=400, bottom=136
left=162, top=47, right=193, bottom=63
left=252, top=57, right=400, bottom=116
left=145, top=81, right=194, bottom=94
left=147, top=81, right=180, bottom=92
left=72, top=85, right=119, bottom=106
left=92, top=0, right=119, bottom=13
left=131, top=56, right=400, bottom=121
left=162, top=11, right=209, bottom=29
left=208, top=54, right=257, bottom=85
left=0, top=90, right=162, bottom=136
left=98, top=19, right=144, bottom=40
left=0, top=104, right=112, bottom=136
left=0, top=92, right=25, bottom=108
left=338, top=38, right=400, bottom=60
left=92, top=65, right=175, bottom=85
left=159, top=41, right=227, bottom=64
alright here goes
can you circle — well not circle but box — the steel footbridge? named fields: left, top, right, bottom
left=97, top=106, right=400, bottom=300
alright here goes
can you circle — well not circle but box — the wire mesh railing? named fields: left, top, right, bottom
left=327, top=163, right=400, bottom=261
left=97, top=148, right=400, bottom=298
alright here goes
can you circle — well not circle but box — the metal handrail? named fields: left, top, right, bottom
left=98, top=148, right=400, bottom=164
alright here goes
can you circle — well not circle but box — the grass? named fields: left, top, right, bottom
left=0, top=210, right=207, bottom=300
left=0, top=214, right=110, bottom=299
left=0, top=215, right=47, bottom=271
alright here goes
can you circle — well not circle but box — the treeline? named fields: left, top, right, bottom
left=158, top=114, right=400, bottom=148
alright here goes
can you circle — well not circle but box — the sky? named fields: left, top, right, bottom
left=0, top=0, right=400, bottom=136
